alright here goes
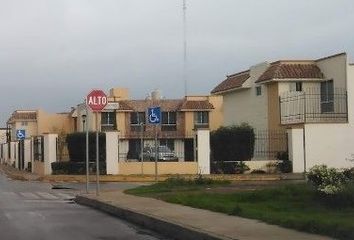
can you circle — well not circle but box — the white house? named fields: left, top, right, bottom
left=212, top=53, right=354, bottom=172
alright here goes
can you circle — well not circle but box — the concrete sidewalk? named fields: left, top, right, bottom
left=75, top=190, right=331, bottom=240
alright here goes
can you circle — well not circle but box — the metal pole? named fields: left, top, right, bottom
left=96, top=112, right=100, bottom=196
left=140, top=123, right=144, bottom=176
left=85, top=111, right=89, bottom=194
left=154, top=125, right=158, bottom=182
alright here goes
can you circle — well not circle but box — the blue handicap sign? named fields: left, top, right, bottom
left=16, top=130, right=26, bottom=140
left=148, top=107, right=161, bottom=124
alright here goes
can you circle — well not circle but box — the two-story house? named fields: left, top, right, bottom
left=212, top=52, right=354, bottom=172
left=6, top=109, right=74, bottom=141
left=75, top=88, right=223, bottom=162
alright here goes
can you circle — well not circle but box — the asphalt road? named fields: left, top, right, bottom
left=0, top=173, right=168, bottom=240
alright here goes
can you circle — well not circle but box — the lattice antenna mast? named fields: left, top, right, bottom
left=183, top=0, right=187, bottom=96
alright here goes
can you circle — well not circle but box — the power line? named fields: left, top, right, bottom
left=183, top=0, right=187, bottom=96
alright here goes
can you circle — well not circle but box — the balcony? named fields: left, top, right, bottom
left=280, top=90, right=348, bottom=125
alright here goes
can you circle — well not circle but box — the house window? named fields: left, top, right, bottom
left=321, top=80, right=334, bottom=113
left=130, top=112, right=146, bottom=131
left=161, top=112, right=177, bottom=131
left=256, top=86, right=262, bottom=96
left=296, top=82, right=302, bottom=91
left=291, top=82, right=303, bottom=92
left=101, top=112, right=116, bottom=131
left=21, top=121, right=28, bottom=126
left=160, top=139, right=175, bottom=151
left=194, top=111, right=209, bottom=128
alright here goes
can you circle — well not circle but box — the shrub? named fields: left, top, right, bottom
left=235, top=161, right=250, bottom=174
left=210, top=123, right=255, bottom=162
left=51, top=161, right=106, bottom=175
left=307, top=165, right=352, bottom=195
left=211, top=161, right=249, bottom=174
left=66, top=132, right=106, bottom=162
left=276, top=151, right=292, bottom=173
left=250, top=169, right=266, bottom=174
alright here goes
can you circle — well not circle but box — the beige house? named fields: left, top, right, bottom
left=6, top=109, right=74, bottom=141
left=212, top=52, right=354, bottom=171
left=74, top=88, right=223, bottom=161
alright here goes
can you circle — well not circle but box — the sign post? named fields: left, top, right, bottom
left=86, top=89, right=108, bottom=196
left=147, top=107, right=161, bottom=181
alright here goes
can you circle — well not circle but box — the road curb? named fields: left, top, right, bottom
left=75, top=195, right=230, bottom=240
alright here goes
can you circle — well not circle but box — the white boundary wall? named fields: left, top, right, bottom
left=197, top=129, right=210, bottom=174
left=24, top=139, right=32, bottom=170
left=43, top=134, right=58, bottom=175
left=106, top=132, right=119, bottom=175
left=304, top=124, right=354, bottom=170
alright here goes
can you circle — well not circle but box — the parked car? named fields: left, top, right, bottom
left=139, top=146, right=178, bottom=161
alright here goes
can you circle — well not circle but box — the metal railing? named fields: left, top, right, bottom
left=280, top=89, right=348, bottom=124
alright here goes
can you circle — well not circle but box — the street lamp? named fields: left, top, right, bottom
left=82, top=112, right=89, bottom=194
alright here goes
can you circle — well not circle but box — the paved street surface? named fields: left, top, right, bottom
left=0, top=173, right=168, bottom=240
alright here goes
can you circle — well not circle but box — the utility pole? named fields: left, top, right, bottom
left=183, top=0, right=187, bottom=96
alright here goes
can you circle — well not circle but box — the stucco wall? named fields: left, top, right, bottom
left=223, top=87, right=268, bottom=130
left=316, top=53, right=347, bottom=90
left=118, top=162, right=198, bottom=175
left=304, top=123, right=354, bottom=170
left=11, top=121, right=37, bottom=140
left=37, top=110, right=73, bottom=135
left=207, top=95, right=223, bottom=131
left=33, top=161, right=44, bottom=176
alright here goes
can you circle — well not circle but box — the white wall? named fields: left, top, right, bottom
left=43, top=134, right=57, bottom=175
left=24, top=139, right=32, bottom=170
left=287, top=128, right=305, bottom=173
left=106, top=132, right=119, bottom=175
left=316, top=53, right=347, bottom=90
left=197, top=129, right=210, bottom=174
left=304, top=124, right=354, bottom=169
left=223, top=62, right=269, bottom=130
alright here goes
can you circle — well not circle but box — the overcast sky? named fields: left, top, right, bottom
left=1, top=0, right=354, bottom=126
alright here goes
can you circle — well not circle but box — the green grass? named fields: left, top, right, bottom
left=126, top=180, right=354, bottom=240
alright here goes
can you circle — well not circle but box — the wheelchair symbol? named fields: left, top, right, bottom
left=148, top=107, right=161, bottom=124
left=16, top=130, right=25, bottom=140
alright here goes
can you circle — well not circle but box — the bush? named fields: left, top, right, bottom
left=51, top=161, right=106, bottom=175
left=251, top=169, right=266, bottom=174
left=276, top=151, right=292, bottom=173
left=66, top=132, right=106, bottom=162
left=211, top=161, right=249, bottom=174
left=307, top=165, right=353, bottom=195
left=210, top=123, right=255, bottom=162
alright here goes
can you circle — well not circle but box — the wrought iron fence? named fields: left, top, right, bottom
left=56, top=136, right=70, bottom=161
left=280, top=89, right=348, bottom=124
left=253, top=129, right=288, bottom=160
left=33, top=136, right=44, bottom=162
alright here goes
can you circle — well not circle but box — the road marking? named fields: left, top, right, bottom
left=24, top=200, right=71, bottom=203
left=28, top=211, right=46, bottom=220
left=4, top=212, right=13, bottom=220
left=19, top=192, right=40, bottom=199
left=55, top=192, right=75, bottom=200
left=36, top=192, right=59, bottom=200
left=1, top=192, right=17, bottom=197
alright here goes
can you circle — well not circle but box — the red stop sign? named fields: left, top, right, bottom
left=86, top=89, right=108, bottom=112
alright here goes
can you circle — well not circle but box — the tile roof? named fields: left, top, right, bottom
left=118, top=100, right=184, bottom=112
left=256, top=62, right=324, bottom=83
left=180, top=100, right=214, bottom=111
left=211, top=71, right=250, bottom=94
left=117, top=99, right=214, bottom=112
left=7, top=111, right=37, bottom=123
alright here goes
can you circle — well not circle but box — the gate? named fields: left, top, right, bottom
left=18, top=140, right=25, bottom=170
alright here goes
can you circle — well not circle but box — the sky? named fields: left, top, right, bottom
left=1, top=0, right=354, bottom=126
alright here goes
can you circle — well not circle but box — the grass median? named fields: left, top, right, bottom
left=125, top=177, right=354, bottom=240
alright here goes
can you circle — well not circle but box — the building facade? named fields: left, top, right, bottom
left=75, top=88, right=223, bottom=162
left=212, top=52, right=354, bottom=171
